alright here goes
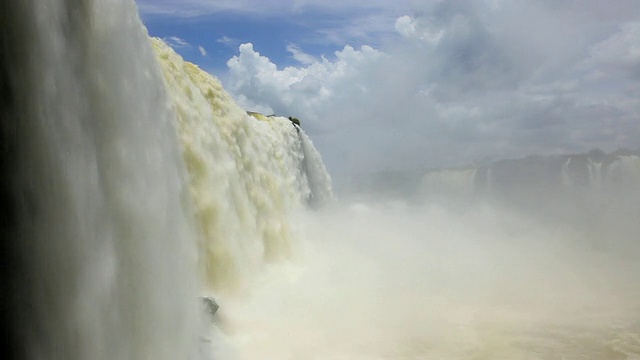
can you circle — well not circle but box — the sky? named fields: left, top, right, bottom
left=138, top=0, right=640, bottom=177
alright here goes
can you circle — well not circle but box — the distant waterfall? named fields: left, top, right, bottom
left=587, top=158, right=603, bottom=188
left=419, top=153, right=640, bottom=239
left=1, top=1, right=199, bottom=359
left=561, top=157, right=573, bottom=187
left=422, top=153, right=640, bottom=200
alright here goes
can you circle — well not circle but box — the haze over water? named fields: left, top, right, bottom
left=219, top=193, right=640, bottom=359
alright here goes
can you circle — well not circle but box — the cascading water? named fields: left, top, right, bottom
left=422, top=152, right=640, bottom=202
left=1, top=1, right=333, bottom=359
left=151, top=38, right=332, bottom=294
left=1, top=0, right=200, bottom=359
left=587, top=158, right=603, bottom=188
left=298, top=128, right=335, bottom=207
left=561, top=157, right=573, bottom=187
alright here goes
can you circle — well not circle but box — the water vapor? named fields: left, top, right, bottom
left=216, top=198, right=640, bottom=359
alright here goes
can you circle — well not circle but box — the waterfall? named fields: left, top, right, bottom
left=421, top=152, right=640, bottom=201
left=1, top=0, right=199, bottom=359
left=298, top=127, right=335, bottom=207
left=486, top=167, right=493, bottom=191
left=587, top=158, right=603, bottom=188
left=151, top=38, right=333, bottom=293
left=561, top=157, right=573, bottom=187
left=1, top=1, right=334, bottom=359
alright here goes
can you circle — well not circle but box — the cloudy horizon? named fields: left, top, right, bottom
left=139, top=0, right=640, bottom=177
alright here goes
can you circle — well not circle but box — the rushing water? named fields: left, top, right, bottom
left=1, top=1, right=200, bottom=359
left=152, top=38, right=323, bottom=293
left=2, top=1, right=640, bottom=360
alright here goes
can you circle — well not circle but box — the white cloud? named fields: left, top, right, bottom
left=308, top=11, right=405, bottom=47
left=394, top=15, right=443, bottom=44
left=216, top=35, right=239, bottom=46
left=198, top=45, right=207, bottom=56
left=226, top=42, right=384, bottom=121
left=585, top=23, right=640, bottom=69
left=138, top=0, right=280, bottom=17
left=162, top=36, right=190, bottom=48
left=139, top=0, right=410, bottom=49
left=138, top=0, right=409, bottom=18
left=223, top=0, right=640, bottom=176
left=286, top=43, right=316, bottom=65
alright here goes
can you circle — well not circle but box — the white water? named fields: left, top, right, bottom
left=588, top=158, right=603, bottom=188
left=151, top=38, right=332, bottom=295
left=4, top=0, right=336, bottom=355
left=561, top=157, right=573, bottom=187
left=4, top=1, right=640, bottom=360
left=298, top=128, right=335, bottom=207
left=2, top=0, right=199, bottom=358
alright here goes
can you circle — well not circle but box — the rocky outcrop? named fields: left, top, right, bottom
left=201, top=297, right=219, bottom=319
left=246, top=111, right=301, bottom=131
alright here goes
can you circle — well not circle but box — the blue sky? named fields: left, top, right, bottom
left=137, top=0, right=640, bottom=176
left=142, top=12, right=319, bottom=75
left=139, top=0, right=409, bottom=76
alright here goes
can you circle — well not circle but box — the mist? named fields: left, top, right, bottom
left=212, top=192, right=640, bottom=359
left=185, top=111, right=640, bottom=358
left=209, top=151, right=640, bottom=359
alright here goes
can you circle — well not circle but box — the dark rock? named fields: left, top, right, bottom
left=288, top=116, right=300, bottom=126
left=201, top=296, right=219, bottom=318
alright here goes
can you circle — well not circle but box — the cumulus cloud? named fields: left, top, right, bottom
left=223, top=0, right=640, bottom=176
left=226, top=43, right=384, bottom=117
left=395, top=15, right=443, bottom=44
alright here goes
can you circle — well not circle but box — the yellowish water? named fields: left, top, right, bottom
left=152, top=38, right=322, bottom=294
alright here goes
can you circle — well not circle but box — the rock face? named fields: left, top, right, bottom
left=288, top=116, right=301, bottom=127
left=421, top=149, right=640, bottom=202
left=201, top=297, right=219, bottom=319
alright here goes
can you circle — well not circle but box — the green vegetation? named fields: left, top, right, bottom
left=288, top=116, right=300, bottom=126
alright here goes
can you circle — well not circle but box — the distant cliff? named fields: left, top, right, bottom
left=422, top=148, right=640, bottom=201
